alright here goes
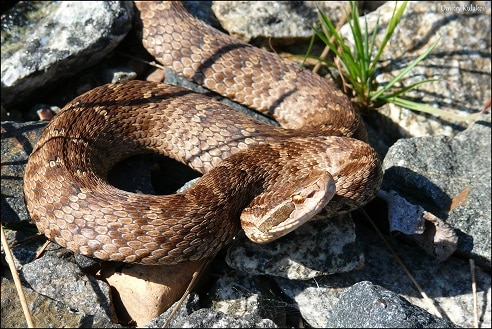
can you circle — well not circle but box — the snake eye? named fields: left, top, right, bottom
left=292, top=194, right=305, bottom=204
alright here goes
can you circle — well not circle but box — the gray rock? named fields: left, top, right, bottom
left=181, top=1, right=223, bottom=29
left=382, top=116, right=491, bottom=267
left=1, top=121, right=46, bottom=226
left=274, top=277, right=339, bottom=328
left=326, top=281, right=458, bottom=328
left=146, top=292, right=278, bottom=328
left=226, top=214, right=364, bottom=280
left=1, top=276, right=119, bottom=328
left=204, top=270, right=288, bottom=326
left=1, top=1, right=134, bottom=108
left=176, top=308, right=277, bottom=328
left=21, top=252, right=115, bottom=323
left=377, top=189, right=459, bottom=262
left=212, top=1, right=349, bottom=44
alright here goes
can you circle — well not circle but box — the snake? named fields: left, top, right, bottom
left=23, top=1, right=382, bottom=265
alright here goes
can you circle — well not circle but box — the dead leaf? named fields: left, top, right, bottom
left=100, top=259, right=207, bottom=326
left=449, top=187, right=470, bottom=212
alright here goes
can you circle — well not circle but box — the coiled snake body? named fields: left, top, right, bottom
left=23, top=1, right=382, bottom=265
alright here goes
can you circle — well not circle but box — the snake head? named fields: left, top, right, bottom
left=240, top=169, right=336, bottom=243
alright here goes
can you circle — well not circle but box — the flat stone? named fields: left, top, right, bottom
left=102, top=260, right=207, bottom=327
left=226, top=214, right=364, bottom=280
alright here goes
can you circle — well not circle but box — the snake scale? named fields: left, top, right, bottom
left=23, top=1, right=382, bottom=265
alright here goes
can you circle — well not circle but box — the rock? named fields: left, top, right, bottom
left=175, top=308, right=278, bottom=328
left=1, top=121, right=46, bottom=226
left=275, top=222, right=491, bottom=328
left=1, top=1, right=134, bottom=108
left=211, top=1, right=349, bottom=45
left=382, top=115, right=491, bottom=268
left=204, top=270, right=288, bottom=326
left=274, top=277, right=339, bottom=328
left=377, top=189, right=458, bottom=261
left=226, top=214, right=363, bottom=280
left=146, top=293, right=278, bottom=328
left=20, top=252, right=116, bottom=325
left=181, top=1, right=223, bottom=29
left=326, top=281, right=458, bottom=328
left=1, top=276, right=119, bottom=328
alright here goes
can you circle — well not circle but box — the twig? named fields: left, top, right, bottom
left=34, top=239, right=51, bottom=260
left=335, top=45, right=349, bottom=93
left=312, top=44, right=331, bottom=74
left=469, top=259, right=479, bottom=328
left=359, top=209, right=451, bottom=322
left=162, top=259, right=210, bottom=328
left=1, top=225, right=35, bottom=328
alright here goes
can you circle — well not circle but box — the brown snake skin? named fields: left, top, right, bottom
left=23, top=1, right=383, bottom=265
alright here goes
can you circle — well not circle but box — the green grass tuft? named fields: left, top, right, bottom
left=305, top=1, right=482, bottom=121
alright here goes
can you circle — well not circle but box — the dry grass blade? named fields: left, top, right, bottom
left=116, top=51, right=167, bottom=71
left=311, top=43, right=330, bottom=74
left=162, top=259, right=210, bottom=328
left=358, top=209, right=452, bottom=322
left=469, top=259, right=479, bottom=328
left=312, top=2, right=350, bottom=74
left=1, top=225, right=35, bottom=328
left=34, top=239, right=51, bottom=259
